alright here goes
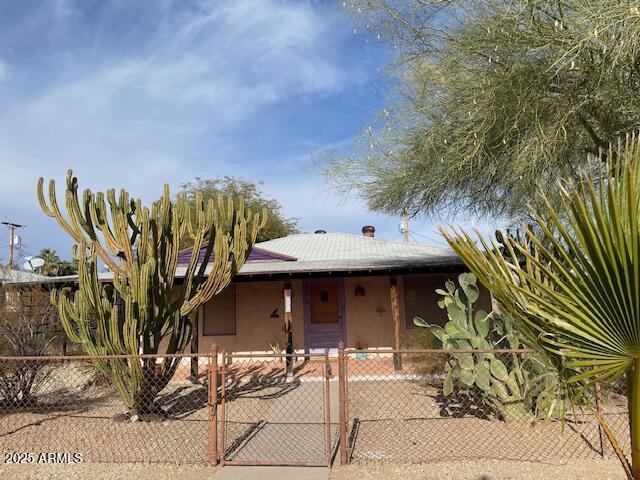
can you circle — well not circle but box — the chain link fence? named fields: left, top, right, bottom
left=341, top=348, right=629, bottom=465
left=0, top=354, right=215, bottom=464
left=0, top=349, right=631, bottom=467
left=220, top=352, right=336, bottom=466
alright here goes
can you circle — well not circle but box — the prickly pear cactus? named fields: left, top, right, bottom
left=414, top=273, right=530, bottom=420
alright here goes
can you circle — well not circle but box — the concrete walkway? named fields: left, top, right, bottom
left=216, top=466, right=330, bottom=480
left=224, top=378, right=339, bottom=465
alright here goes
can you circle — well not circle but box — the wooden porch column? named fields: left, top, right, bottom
left=284, top=282, right=294, bottom=379
left=190, top=305, right=202, bottom=383
left=390, top=277, right=403, bottom=372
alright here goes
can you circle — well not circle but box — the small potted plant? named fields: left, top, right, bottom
left=355, top=341, right=368, bottom=361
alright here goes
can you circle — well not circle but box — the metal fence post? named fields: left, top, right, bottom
left=338, top=341, right=348, bottom=465
left=208, top=346, right=219, bottom=464
left=595, top=382, right=609, bottom=456
left=323, top=348, right=331, bottom=466
left=219, top=351, right=227, bottom=467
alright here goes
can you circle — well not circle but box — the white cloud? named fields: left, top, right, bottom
left=0, top=0, right=367, bottom=258
left=0, top=0, right=359, bottom=193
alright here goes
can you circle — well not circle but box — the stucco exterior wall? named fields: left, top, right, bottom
left=191, top=272, right=493, bottom=354
left=398, top=273, right=493, bottom=347
left=197, top=281, right=283, bottom=353
left=343, top=273, right=492, bottom=349
left=344, top=276, right=394, bottom=349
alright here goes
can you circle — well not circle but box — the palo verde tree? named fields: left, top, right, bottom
left=323, top=1, right=640, bottom=220
left=37, top=170, right=266, bottom=416
left=441, top=135, right=640, bottom=479
left=179, top=176, right=298, bottom=247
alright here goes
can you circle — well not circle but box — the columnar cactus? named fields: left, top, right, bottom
left=37, top=170, right=266, bottom=415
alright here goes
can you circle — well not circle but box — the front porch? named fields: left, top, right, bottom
left=189, top=272, right=474, bottom=357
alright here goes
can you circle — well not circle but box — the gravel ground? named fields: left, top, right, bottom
left=347, top=379, right=629, bottom=463
left=0, top=459, right=626, bottom=480
left=1, top=361, right=334, bottom=465
left=0, top=360, right=632, bottom=476
left=0, top=364, right=211, bottom=464
left=330, top=459, right=626, bottom=480
left=0, top=463, right=217, bottom=480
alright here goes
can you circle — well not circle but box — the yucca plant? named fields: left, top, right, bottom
left=441, top=134, right=640, bottom=479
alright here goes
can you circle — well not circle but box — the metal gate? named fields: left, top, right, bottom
left=220, top=352, right=333, bottom=466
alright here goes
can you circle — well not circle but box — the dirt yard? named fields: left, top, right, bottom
left=0, top=363, right=211, bottom=464
left=330, top=459, right=626, bottom=480
left=1, top=360, right=336, bottom=465
left=0, top=459, right=626, bottom=480
left=346, top=378, right=629, bottom=463
left=0, top=463, right=217, bottom=480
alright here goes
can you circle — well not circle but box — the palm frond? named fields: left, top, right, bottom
left=442, top=134, right=640, bottom=388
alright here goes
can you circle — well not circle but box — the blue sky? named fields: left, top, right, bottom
left=0, top=0, right=490, bottom=264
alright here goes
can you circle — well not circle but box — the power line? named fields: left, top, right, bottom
left=1, top=221, right=26, bottom=268
left=410, top=230, right=449, bottom=246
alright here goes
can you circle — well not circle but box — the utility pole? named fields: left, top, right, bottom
left=1, top=221, right=25, bottom=268
left=400, top=209, right=410, bottom=243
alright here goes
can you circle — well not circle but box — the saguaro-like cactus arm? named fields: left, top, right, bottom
left=38, top=169, right=266, bottom=416
left=176, top=193, right=267, bottom=316
left=38, top=174, right=125, bottom=274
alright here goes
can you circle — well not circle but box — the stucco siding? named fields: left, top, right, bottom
left=344, top=276, right=394, bottom=349
left=198, top=281, right=289, bottom=353
left=192, top=272, right=493, bottom=354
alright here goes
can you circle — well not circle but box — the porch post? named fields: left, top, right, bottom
left=390, top=277, right=403, bottom=372
left=284, top=282, right=294, bottom=380
left=190, top=305, right=201, bottom=383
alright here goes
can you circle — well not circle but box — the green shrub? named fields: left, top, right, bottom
left=0, top=281, right=59, bottom=406
left=404, top=328, right=447, bottom=376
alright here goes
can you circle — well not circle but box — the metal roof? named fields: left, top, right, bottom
left=6, top=232, right=462, bottom=284
left=178, top=243, right=296, bottom=264
left=233, top=233, right=461, bottom=275
left=0, top=268, right=50, bottom=283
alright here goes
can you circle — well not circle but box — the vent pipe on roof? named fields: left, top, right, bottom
left=362, top=225, right=375, bottom=238
left=314, top=229, right=327, bottom=234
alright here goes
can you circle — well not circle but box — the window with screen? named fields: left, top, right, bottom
left=203, top=284, right=236, bottom=336
left=403, top=275, right=450, bottom=329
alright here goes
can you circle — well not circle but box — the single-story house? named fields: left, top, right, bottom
left=178, top=226, right=491, bottom=355
left=7, top=226, right=491, bottom=355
